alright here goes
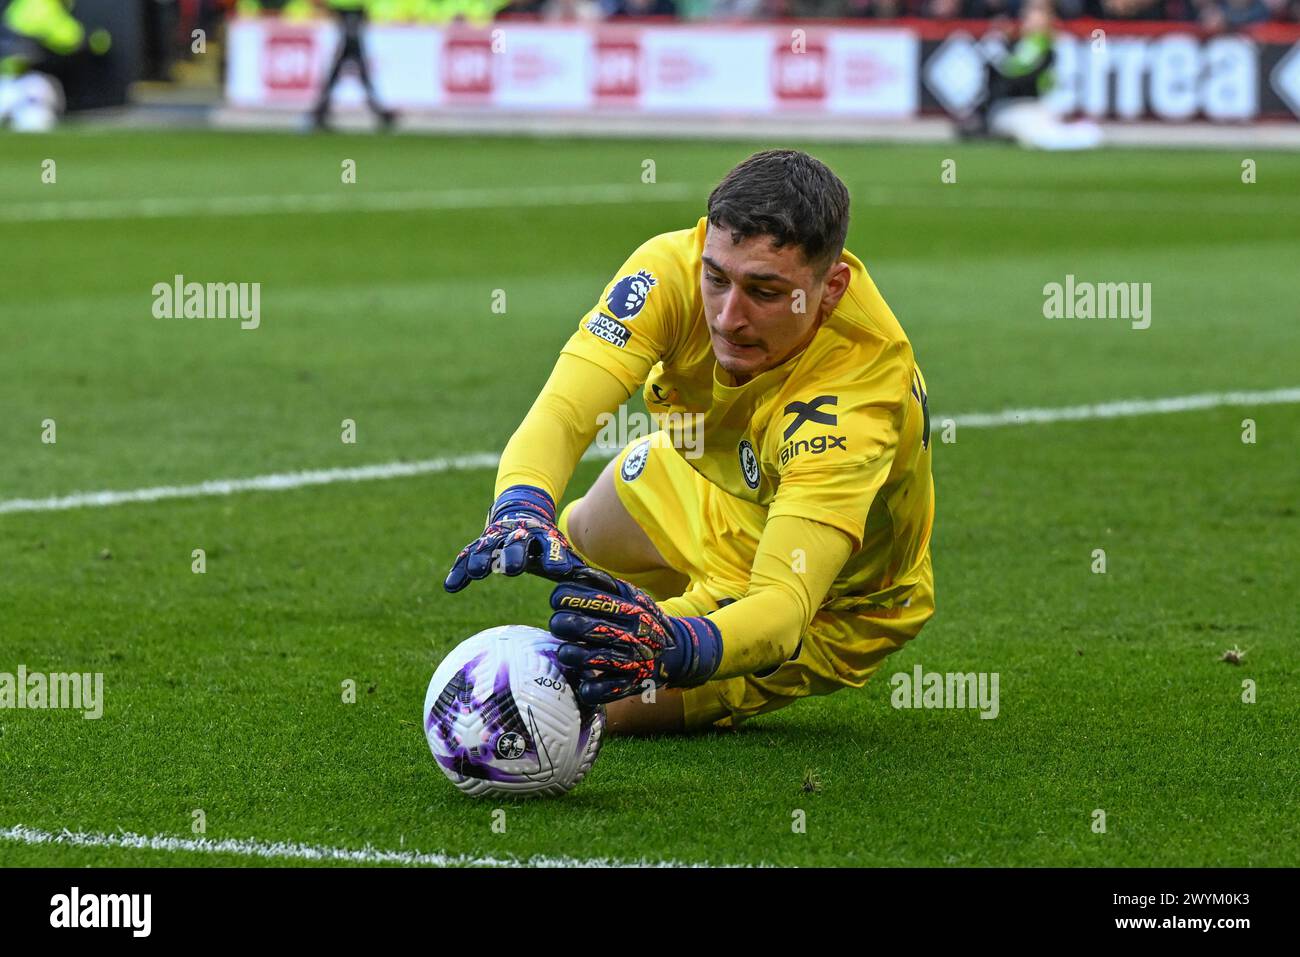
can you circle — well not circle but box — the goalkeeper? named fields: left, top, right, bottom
left=444, top=150, right=935, bottom=734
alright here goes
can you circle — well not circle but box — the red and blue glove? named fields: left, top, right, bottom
left=444, top=485, right=583, bottom=593
left=549, top=567, right=724, bottom=706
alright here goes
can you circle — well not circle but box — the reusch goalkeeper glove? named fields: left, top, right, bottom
left=443, top=485, right=583, bottom=593
left=549, top=567, right=724, bottom=706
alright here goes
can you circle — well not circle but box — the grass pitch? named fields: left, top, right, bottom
left=0, top=132, right=1297, bottom=867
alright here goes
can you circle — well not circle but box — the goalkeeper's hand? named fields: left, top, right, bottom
left=443, top=485, right=583, bottom=593
left=549, top=568, right=723, bottom=706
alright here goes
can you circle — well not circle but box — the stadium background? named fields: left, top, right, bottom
left=16, top=0, right=1300, bottom=129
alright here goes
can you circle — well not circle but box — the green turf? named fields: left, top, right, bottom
left=1, top=132, right=1297, bottom=867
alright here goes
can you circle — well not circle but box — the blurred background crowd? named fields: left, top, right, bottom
left=2, top=0, right=1295, bottom=121
left=236, top=0, right=1300, bottom=28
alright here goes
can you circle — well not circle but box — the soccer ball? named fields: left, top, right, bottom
left=423, top=625, right=604, bottom=798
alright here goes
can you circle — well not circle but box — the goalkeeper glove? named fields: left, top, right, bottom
left=549, top=567, right=724, bottom=706
left=443, top=485, right=582, bottom=593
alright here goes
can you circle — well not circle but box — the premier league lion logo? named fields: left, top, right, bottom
left=495, top=731, right=527, bottom=760
left=605, top=270, right=657, bottom=320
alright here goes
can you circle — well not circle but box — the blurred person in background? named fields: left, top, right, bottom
left=783, top=0, right=856, bottom=15
left=423, top=0, right=515, bottom=23
left=957, top=0, right=1102, bottom=148
left=846, top=0, right=912, bottom=20
left=1196, top=0, right=1271, bottom=28
left=0, top=0, right=109, bottom=75
left=312, top=0, right=396, bottom=130
left=923, top=0, right=965, bottom=17
left=970, top=0, right=1019, bottom=17
left=273, top=0, right=324, bottom=18
left=1257, top=0, right=1290, bottom=21
left=498, top=0, right=547, bottom=13
left=957, top=0, right=1052, bottom=138
left=1085, top=0, right=1197, bottom=18
left=0, top=0, right=111, bottom=130
left=542, top=0, right=604, bottom=20
left=695, top=0, right=766, bottom=18
left=606, top=0, right=678, bottom=16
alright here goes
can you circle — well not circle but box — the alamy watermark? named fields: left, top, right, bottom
left=594, top=407, right=704, bottom=459
left=890, top=664, right=999, bottom=719
left=1043, top=274, right=1151, bottom=330
left=0, top=665, right=103, bottom=719
left=152, top=274, right=260, bottom=330
left=50, top=887, right=150, bottom=937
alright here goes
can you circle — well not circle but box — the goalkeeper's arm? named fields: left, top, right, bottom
left=443, top=352, right=632, bottom=592
left=662, top=514, right=853, bottom=680
left=493, top=352, right=632, bottom=505
left=549, top=514, right=854, bottom=704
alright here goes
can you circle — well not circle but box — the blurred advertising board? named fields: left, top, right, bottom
left=225, top=17, right=1300, bottom=121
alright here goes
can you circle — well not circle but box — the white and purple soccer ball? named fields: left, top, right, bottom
left=423, top=625, right=604, bottom=798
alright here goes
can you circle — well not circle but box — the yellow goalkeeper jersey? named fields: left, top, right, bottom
left=559, top=216, right=934, bottom=611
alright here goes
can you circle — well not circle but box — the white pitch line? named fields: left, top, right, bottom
left=0, top=453, right=501, bottom=515
left=0, top=824, right=721, bottom=869
left=851, top=184, right=1300, bottom=218
left=941, top=386, right=1300, bottom=428
left=1, top=388, right=1296, bottom=517
left=2, top=181, right=1287, bottom=224
left=0, top=182, right=698, bottom=224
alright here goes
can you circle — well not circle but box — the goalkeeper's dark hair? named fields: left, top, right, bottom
left=706, top=149, right=850, bottom=277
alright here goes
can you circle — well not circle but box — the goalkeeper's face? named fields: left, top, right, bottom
left=701, top=223, right=849, bottom=384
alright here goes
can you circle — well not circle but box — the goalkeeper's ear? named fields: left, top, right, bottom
left=817, top=260, right=852, bottom=318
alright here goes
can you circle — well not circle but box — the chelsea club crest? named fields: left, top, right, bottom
left=739, top=440, right=760, bottom=490
left=621, top=440, right=651, bottom=482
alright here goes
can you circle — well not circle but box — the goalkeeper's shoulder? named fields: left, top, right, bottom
left=626, top=217, right=707, bottom=280
left=599, top=218, right=705, bottom=321
left=566, top=218, right=707, bottom=380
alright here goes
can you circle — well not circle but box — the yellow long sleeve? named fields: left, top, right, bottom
left=662, top=514, right=854, bottom=680
left=493, top=352, right=632, bottom=505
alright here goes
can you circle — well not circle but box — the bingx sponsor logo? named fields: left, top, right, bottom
left=780, top=395, right=845, bottom=465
